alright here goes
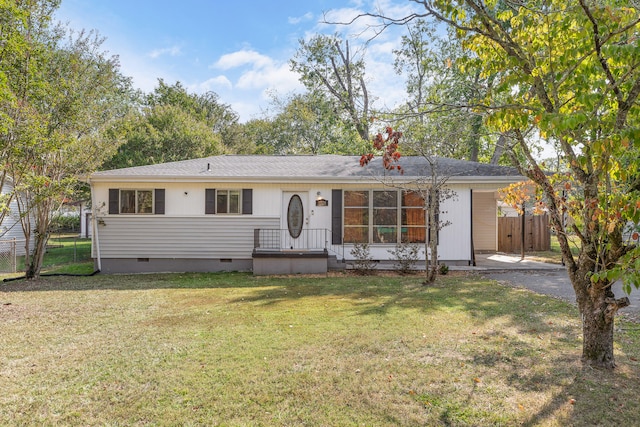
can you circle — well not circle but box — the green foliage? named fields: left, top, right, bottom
left=104, top=104, right=224, bottom=169
left=252, top=90, right=366, bottom=155
left=410, top=0, right=639, bottom=367
left=392, top=21, right=506, bottom=163
left=49, top=214, right=80, bottom=232
left=439, top=263, right=449, bottom=275
left=103, top=80, right=239, bottom=169
left=291, top=34, right=371, bottom=143
left=1, top=0, right=132, bottom=278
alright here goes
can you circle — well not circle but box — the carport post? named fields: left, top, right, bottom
left=521, top=201, right=525, bottom=260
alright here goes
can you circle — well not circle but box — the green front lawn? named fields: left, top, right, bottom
left=1, top=234, right=94, bottom=279
left=1, top=272, right=639, bottom=426
left=528, top=234, right=582, bottom=264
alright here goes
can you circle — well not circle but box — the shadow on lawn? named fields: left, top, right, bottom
left=226, top=273, right=640, bottom=426
left=0, top=271, right=260, bottom=292
left=3, top=270, right=640, bottom=425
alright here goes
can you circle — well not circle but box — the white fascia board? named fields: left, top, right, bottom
left=88, top=174, right=526, bottom=185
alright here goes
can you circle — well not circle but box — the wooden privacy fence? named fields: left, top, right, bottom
left=498, top=214, right=550, bottom=253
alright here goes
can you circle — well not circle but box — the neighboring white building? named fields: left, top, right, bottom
left=79, top=202, right=92, bottom=239
left=88, top=155, right=525, bottom=274
left=0, top=179, right=33, bottom=256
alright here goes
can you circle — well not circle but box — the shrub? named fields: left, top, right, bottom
left=350, top=243, right=378, bottom=274
left=49, top=214, right=80, bottom=233
left=439, top=263, right=449, bottom=275
left=388, top=242, right=421, bottom=274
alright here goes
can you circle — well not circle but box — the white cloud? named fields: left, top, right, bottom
left=210, top=48, right=302, bottom=94
left=148, top=45, right=182, bottom=59
left=190, top=75, right=233, bottom=92
left=113, top=50, right=173, bottom=93
left=237, top=63, right=302, bottom=92
left=288, top=12, right=314, bottom=25
left=212, top=50, right=273, bottom=70
left=230, top=100, right=265, bottom=122
left=201, top=48, right=305, bottom=121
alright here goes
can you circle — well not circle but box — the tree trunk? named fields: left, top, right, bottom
left=571, top=265, right=629, bottom=369
left=490, top=134, right=506, bottom=165
left=467, top=114, right=482, bottom=162
left=26, top=230, right=47, bottom=279
left=424, top=188, right=439, bottom=284
left=580, top=302, right=615, bottom=369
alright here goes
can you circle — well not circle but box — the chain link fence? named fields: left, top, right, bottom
left=0, top=239, right=24, bottom=274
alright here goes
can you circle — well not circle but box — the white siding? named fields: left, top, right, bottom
left=96, top=216, right=279, bottom=259
left=437, top=185, right=472, bottom=262
left=1, top=181, right=33, bottom=255
left=93, top=182, right=335, bottom=220
left=91, top=181, right=506, bottom=264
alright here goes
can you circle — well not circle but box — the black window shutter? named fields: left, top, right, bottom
left=108, top=189, right=119, bottom=214
left=205, top=189, right=216, bottom=214
left=154, top=189, right=165, bottom=214
left=242, top=189, right=253, bottom=215
left=331, top=189, right=342, bottom=245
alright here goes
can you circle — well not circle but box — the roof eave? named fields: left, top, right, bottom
left=88, top=174, right=526, bottom=185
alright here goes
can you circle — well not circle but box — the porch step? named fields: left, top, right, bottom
left=252, top=250, right=328, bottom=275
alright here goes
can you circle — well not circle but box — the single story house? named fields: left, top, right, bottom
left=88, top=155, right=525, bottom=274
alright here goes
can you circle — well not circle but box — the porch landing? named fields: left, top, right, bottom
left=252, top=250, right=329, bottom=275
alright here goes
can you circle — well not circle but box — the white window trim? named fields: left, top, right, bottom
left=120, top=189, right=154, bottom=214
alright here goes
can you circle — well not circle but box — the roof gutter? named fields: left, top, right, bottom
left=87, top=174, right=526, bottom=185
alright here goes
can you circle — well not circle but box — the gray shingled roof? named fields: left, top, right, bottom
left=89, top=155, right=523, bottom=182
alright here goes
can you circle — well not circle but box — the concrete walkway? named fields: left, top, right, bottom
left=463, top=253, right=566, bottom=271
left=472, top=253, right=640, bottom=321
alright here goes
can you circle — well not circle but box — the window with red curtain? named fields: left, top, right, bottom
left=344, top=191, right=369, bottom=243
left=401, top=191, right=426, bottom=243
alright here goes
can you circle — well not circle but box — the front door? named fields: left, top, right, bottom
left=281, top=192, right=308, bottom=250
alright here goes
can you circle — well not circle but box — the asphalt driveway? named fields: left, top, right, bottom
left=474, top=254, right=640, bottom=321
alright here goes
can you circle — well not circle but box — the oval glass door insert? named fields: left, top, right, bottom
left=287, top=194, right=304, bottom=238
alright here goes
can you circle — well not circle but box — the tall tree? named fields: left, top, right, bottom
left=361, top=127, right=456, bottom=283
left=393, top=19, right=508, bottom=163
left=291, top=34, right=372, bottom=143
left=361, top=0, right=640, bottom=368
left=104, top=104, right=225, bottom=168
left=1, top=0, right=133, bottom=278
left=258, top=90, right=366, bottom=155
left=104, top=81, right=229, bottom=169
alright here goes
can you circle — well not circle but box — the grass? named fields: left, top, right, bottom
left=0, top=234, right=94, bottom=279
left=2, top=271, right=640, bottom=426
left=527, top=235, right=581, bottom=264
left=44, top=234, right=92, bottom=268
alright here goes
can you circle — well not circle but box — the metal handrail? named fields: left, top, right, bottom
left=254, top=228, right=344, bottom=259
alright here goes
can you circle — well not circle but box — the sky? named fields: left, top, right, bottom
left=54, top=0, right=418, bottom=123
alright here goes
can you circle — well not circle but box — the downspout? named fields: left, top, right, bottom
left=89, top=178, right=102, bottom=272
left=470, top=189, right=476, bottom=266
left=521, top=201, right=526, bottom=260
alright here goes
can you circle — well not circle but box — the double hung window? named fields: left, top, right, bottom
left=343, top=190, right=426, bottom=244
left=373, top=191, right=397, bottom=243
left=206, top=188, right=251, bottom=215
left=402, top=191, right=426, bottom=243
left=343, top=191, right=369, bottom=243
left=216, top=190, right=241, bottom=214
left=120, top=189, right=153, bottom=214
